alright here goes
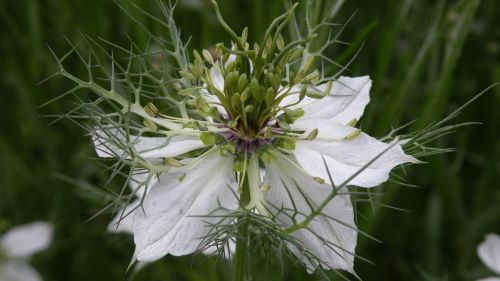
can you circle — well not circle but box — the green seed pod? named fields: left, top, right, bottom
left=241, top=27, right=248, bottom=44
left=193, top=49, right=203, bottom=63
left=289, top=47, right=304, bottom=60
left=267, top=72, right=280, bottom=91
left=299, top=85, right=307, bottom=101
left=177, top=88, right=194, bottom=96
left=253, top=42, right=260, bottom=54
left=224, top=71, right=240, bottom=92
left=179, top=70, right=195, bottom=80
left=304, top=69, right=320, bottom=83
left=240, top=88, right=250, bottom=104
left=244, top=104, right=254, bottom=113
left=265, top=87, right=275, bottom=106
left=249, top=77, right=260, bottom=99
left=303, top=56, right=315, bottom=72
left=237, top=73, right=248, bottom=93
left=276, top=34, right=285, bottom=51
left=324, top=80, right=333, bottom=95
left=225, top=59, right=240, bottom=73
left=202, top=49, right=214, bottom=64
left=231, top=92, right=241, bottom=109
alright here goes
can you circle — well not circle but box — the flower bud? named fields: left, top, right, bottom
left=202, top=49, right=214, bottom=64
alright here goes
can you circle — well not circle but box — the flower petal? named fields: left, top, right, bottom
left=294, top=121, right=418, bottom=188
left=285, top=76, right=371, bottom=129
left=478, top=233, right=500, bottom=276
left=262, top=151, right=357, bottom=273
left=1, top=222, right=52, bottom=259
left=0, top=262, right=42, bottom=281
left=108, top=172, right=158, bottom=233
left=133, top=152, right=238, bottom=261
left=92, top=128, right=204, bottom=159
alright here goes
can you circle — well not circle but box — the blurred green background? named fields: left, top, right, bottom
left=0, top=0, right=499, bottom=280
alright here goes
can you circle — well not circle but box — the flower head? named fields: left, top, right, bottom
left=94, top=40, right=417, bottom=274
left=57, top=1, right=418, bottom=275
left=0, top=222, right=53, bottom=281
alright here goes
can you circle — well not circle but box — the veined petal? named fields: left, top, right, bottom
left=133, top=152, right=238, bottom=261
left=262, top=151, right=357, bottom=273
left=478, top=233, right=500, bottom=276
left=92, top=128, right=204, bottom=159
left=0, top=262, right=42, bottom=281
left=0, top=222, right=52, bottom=259
left=284, top=76, right=371, bottom=129
left=294, top=121, right=418, bottom=188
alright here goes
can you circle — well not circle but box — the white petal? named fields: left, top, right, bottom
left=478, top=233, right=500, bottom=276
left=476, top=278, right=500, bottom=281
left=92, top=128, right=204, bottom=159
left=1, top=222, right=52, bottom=258
left=108, top=172, right=159, bottom=233
left=263, top=151, right=357, bottom=273
left=209, top=63, right=226, bottom=92
left=108, top=199, right=141, bottom=234
left=287, top=76, right=371, bottom=129
left=294, top=122, right=418, bottom=188
left=133, top=152, right=238, bottom=261
left=0, top=262, right=42, bottom=281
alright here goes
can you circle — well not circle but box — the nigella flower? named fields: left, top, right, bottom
left=477, top=233, right=500, bottom=281
left=48, top=1, right=422, bottom=275
left=94, top=48, right=417, bottom=273
left=0, top=222, right=53, bottom=281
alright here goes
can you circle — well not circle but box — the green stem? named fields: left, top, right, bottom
left=233, top=219, right=249, bottom=281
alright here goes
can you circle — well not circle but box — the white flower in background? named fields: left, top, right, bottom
left=477, top=233, right=500, bottom=281
left=0, top=222, right=53, bottom=281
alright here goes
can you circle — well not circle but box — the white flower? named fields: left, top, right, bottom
left=477, top=233, right=500, bottom=281
left=0, top=222, right=53, bottom=281
left=94, top=63, right=418, bottom=274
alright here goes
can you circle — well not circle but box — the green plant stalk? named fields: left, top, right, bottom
left=233, top=219, right=249, bottom=281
